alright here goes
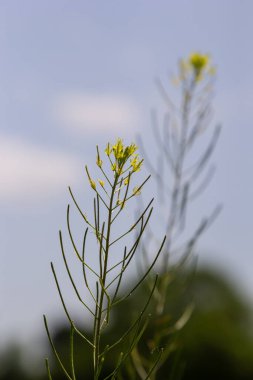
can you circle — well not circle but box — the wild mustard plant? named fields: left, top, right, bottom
left=159, top=52, right=220, bottom=263
left=129, top=52, right=221, bottom=379
left=44, top=138, right=166, bottom=379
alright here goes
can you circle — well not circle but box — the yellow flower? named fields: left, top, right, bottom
left=190, top=53, right=208, bottom=71
left=105, top=143, right=112, bottom=156
left=130, top=155, right=142, bottom=172
left=113, top=138, right=124, bottom=159
left=124, top=143, right=138, bottom=157
left=96, top=146, right=103, bottom=167
left=90, top=179, right=96, bottom=190
left=177, top=52, right=215, bottom=84
left=189, top=52, right=211, bottom=81
left=96, top=157, right=103, bottom=168
left=98, top=179, right=105, bottom=187
left=85, top=165, right=96, bottom=190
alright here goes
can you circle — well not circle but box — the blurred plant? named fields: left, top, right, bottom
left=44, top=139, right=166, bottom=379
left=127, top=52, right=222, bottom=379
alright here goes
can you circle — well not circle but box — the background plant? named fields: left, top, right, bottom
left=44, top=139, right=166, bottom=379
left=123, top=52, right=222, bottom=379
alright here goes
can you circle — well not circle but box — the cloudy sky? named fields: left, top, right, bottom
left=1, top=0, right=253, bottom=346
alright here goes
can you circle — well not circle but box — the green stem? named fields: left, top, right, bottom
left=93, top=173, right=118, bottom=378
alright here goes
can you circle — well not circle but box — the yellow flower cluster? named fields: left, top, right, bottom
left=105, top=138, right=142, bottom=175
left=87, top=139, right=143, bottom=192
left=178, top=52, right=215, bottom=83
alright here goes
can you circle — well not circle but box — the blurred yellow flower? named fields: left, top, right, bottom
left=190, top=53, right=208, bottom=70
left=177, top=52, right=215, bottom=83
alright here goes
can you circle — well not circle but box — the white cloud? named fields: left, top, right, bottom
left=53, top=92, right=140, bottom=134
left=0, top=134, right=81, bottom=202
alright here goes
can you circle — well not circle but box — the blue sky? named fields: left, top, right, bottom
left=1, top=0, right=253, bottom=346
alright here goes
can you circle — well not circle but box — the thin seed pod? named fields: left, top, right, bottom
left=189, top=165, right=215, bottom=200
left=144, top=349, right=164, bottom=380
left=70, top=326, right=76, bottom=380
left=66, top=206, right=100, bottom=277
left=109, top=198, right=154, bottom=246
left=106, top=214, right=149, bottom=296
left=111, top=173, right=131, bottom=223
left=44, top=316, right=73, bottom=380
left=59, top=231, right=95, bottom=316
left=68, top=188, right=96, bottom=230
left=124, top=174, right=151, bottom=204
left=107, top=207, right=151, bottom=275
left=102, top=275, right=158, bottom=356
left=107, top=210, right=152, bottom=278
left=96, top=193, right=100, bottom=233
left=50, top=263, right=94, bottom=347
left=113, top=236, right=166, bottom=307
left=111, top=247, right=127, bottom=301
left=81, top=228, right=99, bottom=305
left=189, top=125, right=221, bottom=183
left=45, top=358, right=53, bottom=380
left=98, top=222, right=106, bottom=279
